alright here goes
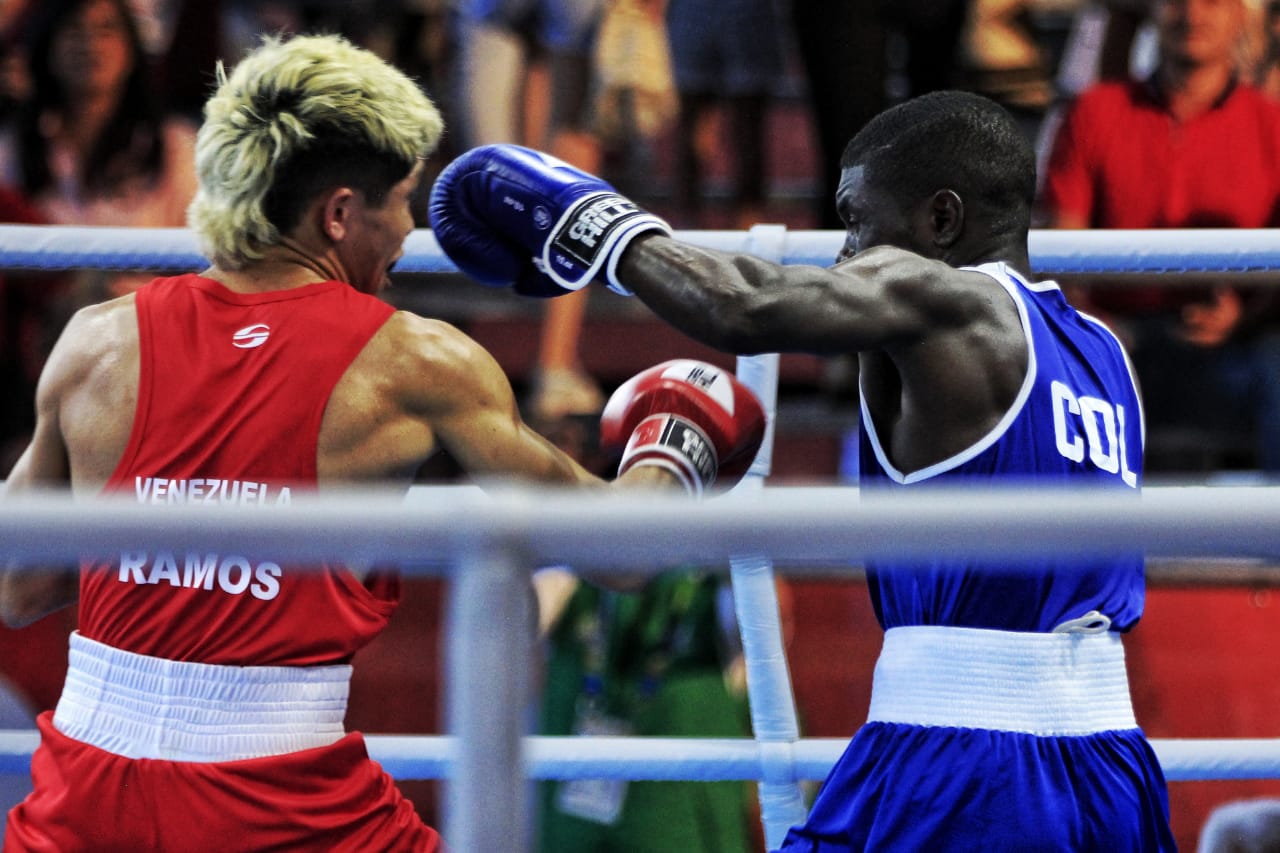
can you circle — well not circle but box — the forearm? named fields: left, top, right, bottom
left=1, top=439, right=80, bottom=626
left=0, top=566, right=78, bottom=628
left=617, top=234, right=774, bottom=353
left=613, top=465, right=682, bottom=491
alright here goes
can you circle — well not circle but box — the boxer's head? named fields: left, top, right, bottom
left=188, top=33, right=443, bottom=270
left=836, top=90, right=1035, bottom=260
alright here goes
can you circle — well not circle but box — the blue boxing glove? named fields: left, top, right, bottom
left=428, top=144, right=671, bottom=297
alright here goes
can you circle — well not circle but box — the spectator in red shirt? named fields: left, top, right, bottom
left=1041, top=0, right=1280, bottom=473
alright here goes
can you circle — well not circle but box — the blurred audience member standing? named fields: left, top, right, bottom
left=664, top=0, right=785, bottom=230
left=880, top=0, right=972, bottom=99
left=1040, top=0, right=1280, bottom=473
left=452, top=0, right=603, bottom=168
left=452, top=0, right=609, bottom=422
left=788, top=0, right=886, bottom=230
left=957, top=0, right=1057, bottom=144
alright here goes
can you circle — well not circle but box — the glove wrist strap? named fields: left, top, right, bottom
left=540, top=191, right=670, bottom=294
left=618, top=414, right=719, bottom=497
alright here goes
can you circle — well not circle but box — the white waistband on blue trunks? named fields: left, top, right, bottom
left=53, top=631, right=351, bottom=762
left=867, top=625, right=1137, bottom=736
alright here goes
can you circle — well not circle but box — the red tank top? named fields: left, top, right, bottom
left=78, top=274, right=399, bottom=666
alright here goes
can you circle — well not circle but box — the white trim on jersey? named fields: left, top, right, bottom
left=859, top=261, right=1039, bottom=484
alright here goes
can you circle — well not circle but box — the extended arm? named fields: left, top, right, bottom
left=616, top=236, right=999, bottom=358
left=393, top=315, right=762, bottom=495
left=426, top=144, right=997, bottom=358
left=395, top=313, right=607, bottom=487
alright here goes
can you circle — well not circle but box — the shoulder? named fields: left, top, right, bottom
left=40, top=294, right=138, bottom=399
left=1061, top=80, right=1145, bottom=123
left=1079, top=79, right=1143, bottom=105
left=62, top=294, right=138, bottom=358
left=1046, top=82, right=1149, bottom=172
left=369, top=310, right=510, bottom=407
left=1223, top=82, right=1280, bottom=119
left=843, top=247, right=1017, bottom=333
left=842, top=245, right=939, bottom=279
left=378, top=310, right=495, bottom=369
left=847, top=246, right=992, bottom=301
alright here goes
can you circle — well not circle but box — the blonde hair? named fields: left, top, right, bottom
left=187, top=33, right=444, bottom=269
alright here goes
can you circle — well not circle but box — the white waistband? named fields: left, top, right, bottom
left=867, top=625, right=1136, bottom=736
left=54, top=632, right=351, bottom=762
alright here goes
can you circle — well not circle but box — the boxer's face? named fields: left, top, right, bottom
left=341, top=160, right=424, bottom=295
left=834, top=165, right=929, bottom=262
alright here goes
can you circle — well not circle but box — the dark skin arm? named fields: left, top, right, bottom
left=615, top=235, right=1029, bottom=473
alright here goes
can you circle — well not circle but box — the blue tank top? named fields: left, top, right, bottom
left=858, top=262, right=1145, bottom=632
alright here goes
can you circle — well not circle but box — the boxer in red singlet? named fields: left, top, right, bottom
left=0, top=33, right=763, bottom=852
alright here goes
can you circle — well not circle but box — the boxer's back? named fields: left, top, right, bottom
left=47, top=275, right=459, bottom=494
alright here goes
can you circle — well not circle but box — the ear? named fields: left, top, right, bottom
left=319, top=186, right=358, bottom=243
left=929, top=189, right=964, bottom=248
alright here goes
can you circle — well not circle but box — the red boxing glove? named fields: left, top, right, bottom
left=600, top=359, right=767, bottom=496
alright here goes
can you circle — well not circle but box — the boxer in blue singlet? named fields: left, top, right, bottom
left=429, top=88, right=1177, bottom=852
left=816, top=256, right=1167, bottom=851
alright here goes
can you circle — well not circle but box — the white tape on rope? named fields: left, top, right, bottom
left=734, top=226, right=808, bottom=849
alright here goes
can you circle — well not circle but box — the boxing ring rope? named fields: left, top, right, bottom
left=4, top=730, right=1280, bottom=783
left=5, top=223, right=1280, bottom=276
left=3, top=224, right=1280, bottom=850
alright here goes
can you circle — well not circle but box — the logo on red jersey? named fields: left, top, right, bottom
left=232, top=323, right=270, bottom=349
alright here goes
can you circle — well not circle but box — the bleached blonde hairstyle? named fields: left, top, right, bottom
left=187, top=33, right=444, bottom=269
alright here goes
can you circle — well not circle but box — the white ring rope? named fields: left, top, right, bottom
left=4, top=223, right=1280, bottom=276
left=0, top=486, right=1277, bottom=565
left=1, top=731, right=1277, bottom=783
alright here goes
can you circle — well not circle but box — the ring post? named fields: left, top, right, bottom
left=731, top=224, right=808, bottom=849
left=445, top=542, right=532, bottom=852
